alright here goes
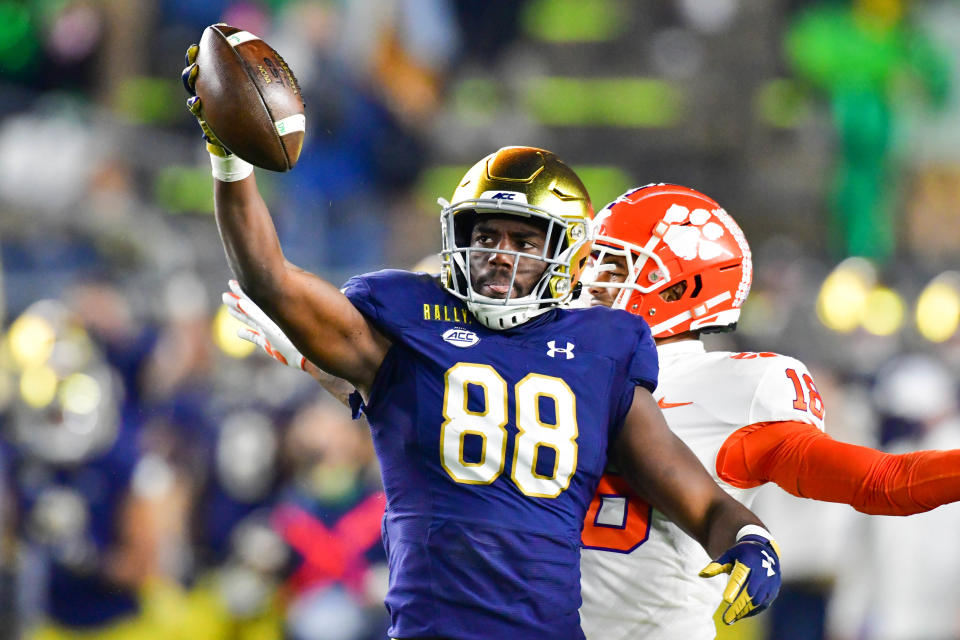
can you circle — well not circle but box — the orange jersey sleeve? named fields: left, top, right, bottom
left=716, top=420, right=960, bottom=516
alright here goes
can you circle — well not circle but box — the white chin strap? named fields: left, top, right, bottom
left=466, top=293, right=550, bottom=330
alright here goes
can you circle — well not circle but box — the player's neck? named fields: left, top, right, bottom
left=654, top=331, right=700, bottom=346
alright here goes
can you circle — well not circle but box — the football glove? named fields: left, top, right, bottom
left=181, top=43, right=231, bottom=158
left=223, top=280, right=306, bottom=371
left=699, top=526, right=782, bottom=625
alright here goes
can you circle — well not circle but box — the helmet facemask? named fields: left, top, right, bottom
left=440, top=198, right=590, bottom=330
left=589, top=235, right=675, bottom=307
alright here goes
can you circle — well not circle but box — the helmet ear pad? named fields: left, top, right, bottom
left=658, top=279, right=689, bottom=303
left=619, top=253, right=743, bottom=336
left=620, top=275, right=689, bottom=319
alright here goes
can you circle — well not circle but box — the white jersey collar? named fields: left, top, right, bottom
left=655, top=339, right=706, bottom=356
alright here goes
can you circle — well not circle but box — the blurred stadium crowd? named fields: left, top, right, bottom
left=0, top=0, right=959, bottom=639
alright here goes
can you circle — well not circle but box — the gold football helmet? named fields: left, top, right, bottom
left=439, top=146, right=593, bottom=329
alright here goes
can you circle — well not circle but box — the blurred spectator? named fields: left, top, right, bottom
left=829, top=354, right=960, bottom=639
left=272, top=402, right=387, bottom=640
left=450, top=0, right=529, bottom=66
left=180, top=411, right=287, bottom=640
left=266, top=0, right=443, bottom=275
left=752, top=367, right=870, bottom=640
left=337, top=0, right=459, bottom=124
left=0, top=1, right=105, bottom=97
left=872, top=352, right=959, bottom=446
left=2, top=300, right=180, bottom=639
left=140, top=271, right=217, bottom=413
left=64, top=277, right=158, bottom=411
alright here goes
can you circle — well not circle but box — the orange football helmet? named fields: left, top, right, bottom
left=588, top=183, right=752, bottom=337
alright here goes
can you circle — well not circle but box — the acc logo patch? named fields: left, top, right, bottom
left=480, top=190, right=528, bottom=204
left=442, top=328, right=480, bottom=348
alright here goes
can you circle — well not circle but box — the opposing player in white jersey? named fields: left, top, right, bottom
left=578, top=183, right=960, bottom=639
left=223, top=183, right=960, bottom=635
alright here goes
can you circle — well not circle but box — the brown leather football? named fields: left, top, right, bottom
left=194, top=24, right=305, bottom=171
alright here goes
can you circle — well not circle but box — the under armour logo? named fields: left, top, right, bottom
left=761, top=549, right=776, bottom=577
left=547, top=340, right=575, bottom=359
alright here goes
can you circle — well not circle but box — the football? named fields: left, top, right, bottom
left=194, top=24, right=305, bottom=171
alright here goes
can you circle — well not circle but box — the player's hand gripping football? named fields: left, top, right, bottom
left=698, top=528, right=782, bottom=625
left=223, top=280, right=307, bottom=371
left=181, top=42, right=231, bottom=158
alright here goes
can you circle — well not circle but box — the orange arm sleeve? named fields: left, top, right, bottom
left=716, top=420, right=960, bottom=516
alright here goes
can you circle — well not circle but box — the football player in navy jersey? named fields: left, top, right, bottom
left=3, top=300, right=179, bottom=640
left=185, top=57, right=779, bottom=639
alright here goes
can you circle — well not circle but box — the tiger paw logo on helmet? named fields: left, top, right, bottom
left=661, top=204, right=732, bottom=262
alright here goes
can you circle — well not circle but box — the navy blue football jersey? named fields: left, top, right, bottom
left=9, top=427, right=141, bottom=628
left=342, top=270, right=657, bottom=640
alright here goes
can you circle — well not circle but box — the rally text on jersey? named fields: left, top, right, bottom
left=423, top=303, right=472, bottom=324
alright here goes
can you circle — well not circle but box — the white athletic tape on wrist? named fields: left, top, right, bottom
left=736, top=524, right=780, bottom=557
left=210, top=153, right=253, bottom=182
left=735, top=524, right=775, bottom=543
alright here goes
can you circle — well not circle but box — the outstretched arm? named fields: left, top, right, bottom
left=718, top=420, right=960, bottom=516
left=183, top=46, right=389, bottom=394
left=615, top=388, right=765, bottom=557
left=615, top=388, right=781, bottom=625
left=223, top=280, right=358, bottom=408
left=213, top=177, right=388, bottom=393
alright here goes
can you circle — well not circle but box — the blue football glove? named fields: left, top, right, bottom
left=699, top=529, right=782, bottom=625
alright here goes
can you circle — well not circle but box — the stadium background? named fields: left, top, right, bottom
left=0, top=0, right=959, bottom=638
